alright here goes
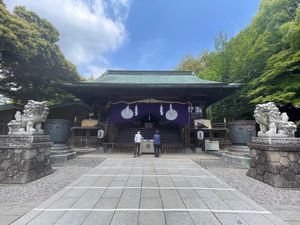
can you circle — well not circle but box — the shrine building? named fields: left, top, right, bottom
left=64, top=70, right=240, bottom=152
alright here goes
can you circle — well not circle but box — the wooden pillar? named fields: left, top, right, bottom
left=184, top=124, right=190, bottom=147
left=107, top=123, right=115, bottom=143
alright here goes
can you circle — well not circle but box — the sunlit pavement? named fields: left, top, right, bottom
left=11, top=158, right=288, bottom=225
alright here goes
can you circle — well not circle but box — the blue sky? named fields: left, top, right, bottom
left=108, top=0, right=261, bottom=71
left=6, top=0, right=261, bottom=77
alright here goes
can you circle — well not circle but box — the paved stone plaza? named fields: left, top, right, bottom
left=11, top=158, right=288, bottom=225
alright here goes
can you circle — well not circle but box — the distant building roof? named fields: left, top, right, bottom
left=90, top=70, right=220, bottom=85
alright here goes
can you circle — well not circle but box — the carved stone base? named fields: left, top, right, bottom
left=247, top=137, right=300, bottom=188
left=0, top=135, right=52, bottom=184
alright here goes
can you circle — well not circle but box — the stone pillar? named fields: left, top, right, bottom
left=247, top=137, right=300, bottom=188
left=0, top=135, right=52, bottom=183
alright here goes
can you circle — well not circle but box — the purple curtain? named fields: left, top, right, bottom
left=110, top=103, right=188, bottom=125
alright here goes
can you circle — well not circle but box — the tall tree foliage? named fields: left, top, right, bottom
left=0, top=5, right=80, bottom=103
left=177, top=0, right=300, bottom=121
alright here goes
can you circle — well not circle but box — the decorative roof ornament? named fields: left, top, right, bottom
left=165, top=104, right=178, bottom=121
left=121, top=105, right=133, bottom=119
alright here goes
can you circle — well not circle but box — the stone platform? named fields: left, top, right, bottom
left=247, top=137, right=300, bottom=188
left=11, top=158, right=288, bottom=225
left=0, top=135, right=52, bottom=183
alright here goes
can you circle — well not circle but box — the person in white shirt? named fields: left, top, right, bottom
left=134, top=131, right=143, bottom=157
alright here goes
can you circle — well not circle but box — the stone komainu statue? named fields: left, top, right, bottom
left=8, top=100, right=49, bottom=135
left=254, top=102, right=297, bottom=137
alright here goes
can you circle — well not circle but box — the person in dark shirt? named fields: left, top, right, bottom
left=153, top=130, right=161, bottom=158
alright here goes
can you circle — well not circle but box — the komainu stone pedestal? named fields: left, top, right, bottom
left=247, top=137, right=300, bottom=188
left=0, top=135, right=52, bottom=183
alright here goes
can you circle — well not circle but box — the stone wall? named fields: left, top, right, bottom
left=0, top=135, right=52, bottom=183
left=247, top=137, right=300, bottom=188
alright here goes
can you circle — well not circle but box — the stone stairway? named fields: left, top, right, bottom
left=222, top=145, right=250, bottom=168
left=50, top=144, right=76, bottom=164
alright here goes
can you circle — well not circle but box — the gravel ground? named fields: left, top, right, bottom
left=0, top=157, right=105, bottom=204
left=196, top=159, right=300, bottom=206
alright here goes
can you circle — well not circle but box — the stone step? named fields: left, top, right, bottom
left=224, top=150, right=250, bottom=158
left=51, top=144, right=71, bottom=151
left=226, top=145, right=250, bottom=153
left=50, top=152, right=76, bottom=164
left=222, top=151, right=250, bottom=168
left=50, top=149, right=75, bottom=156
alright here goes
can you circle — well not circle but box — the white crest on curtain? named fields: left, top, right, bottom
left=121, top=105, right=133, bottom=119
left=165, top=104, right=178, bottom=121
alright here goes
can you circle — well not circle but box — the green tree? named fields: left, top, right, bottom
left=177, top=0, right=300, bottom=121
left=176, top=54, right=205, bottom=74
left=0, top=5, right=80, bottom=103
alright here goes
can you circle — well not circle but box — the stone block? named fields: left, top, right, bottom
left=288, top=152, right=299, bottom=162
left=257, top=155, right=266, bottom=164
left=11, top=154, right=22, bottom=165
left=250, top=159, right=257, bottom=168
left=36, top=161, right=45, bottom=173
left=22, top=149, right=38, bottom=160
left=0, top=159, right=11, bottom=170
left=280, top=157, right=290, bottom=167
left=256, top=164, right=265, bottom=175
left=263, top=173, right=288, bottom=187
left=255, top=174, right=263, bottom=181
left=12, top=169, right=38, bottom=183
left=7, top=165, right=18, bottom=177
left=14, top=149, right=23, bottom=154
left=267, top=152, right=281, bottom=162
left=295, top=175, right=300, bottom=184
left=19, top=159, right=37, bottom=172
left=246, top=168, right=257, bottom=178
left=36, top=152, right=45, bottom=162
left=0, top=171, right=5, bottom=181
left=280, top=169, right=295, bottom=181
left=265, top=161, right=281, bottom=174
left=291, top=162, right=300, bottom=174
left=2, top=150, right=13, bottom=159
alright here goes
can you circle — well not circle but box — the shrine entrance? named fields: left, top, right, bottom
left=108, top=102, right=187, bottom=152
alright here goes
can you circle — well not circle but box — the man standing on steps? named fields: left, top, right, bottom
left=153, top=130, right=161, bottom=158
left=134, top=131, right=143, bottom=157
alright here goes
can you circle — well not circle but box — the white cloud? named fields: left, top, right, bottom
left=5, top=0, right=131, bottom=77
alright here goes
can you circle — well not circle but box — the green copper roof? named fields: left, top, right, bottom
left=91, top=70, right=221, bottom=85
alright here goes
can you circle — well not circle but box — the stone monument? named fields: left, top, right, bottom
left=0, top=100, right=52, bottom=183
left=247, top=102, right=300, bottom=188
